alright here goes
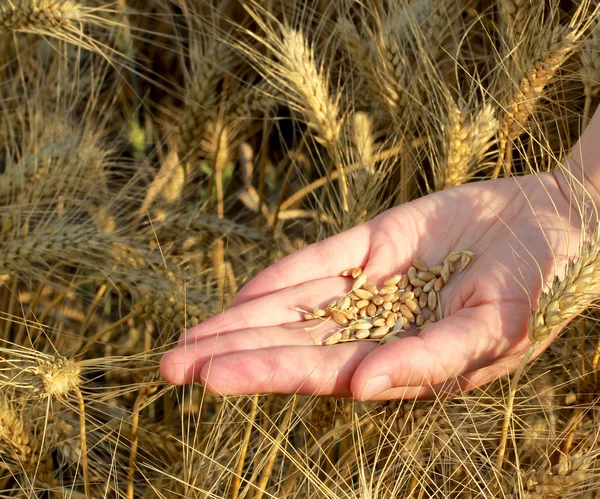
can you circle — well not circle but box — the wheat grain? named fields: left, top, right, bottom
left=306, top=249, right=474, bottom=345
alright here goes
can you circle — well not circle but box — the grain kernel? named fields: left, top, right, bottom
left=363, top=283, right=379, bottom=295
left=342, top=329, right=351, bottom=341
left=382, top=293, right=395, bottom=303
left=429, top=265, right=442, bottom=276
left=423, top=279, right=435, bottom=293
left=408, top=266, right=417, bottom=281
left=434, top=277, right=444, bottom=292
left=352, top=273, right=368, bottom=290
left=372, top=295, right=384, bottom=306
left=410, top=278, right=427, bottom=287
left=367, top=303, right=377, bottom=316
left=385, top=313, right=397, bottom=327
left=416, top=313, right=425, bottom=326
left=399, top=304, right=415, bottom=322
left=384, top=274, right=402, bottom=287
left=355, top=329, right=370, bottom=340
left=383, top=301, right=392, bottom=311
left=356, top=299, right=370, bottom=309
left=373, top=318, right=386, bottom=327
left=418, top=292, right=428, bottom=309
left=359, top=307, right=368, bottom=318
left=399, top=291, right=414, bottom=302
left=417, top=271, right=436, bottom=282
left=333, top=311, right=349, bottom=326
left=413, top=259, right=428, bottom=272
left=323, top=331, right=343, bottom=345
left=354, top=288, right=373, bottom=300
left=405, top=299, right=420, bottom=314
left=370, top=326, right=390, bottom=339
left=339, top=296, right=352, bottom=310
left=399, top=275, right=409, bottom=289
left=380, top=285, right=398, bottom=295
left=351, top=267, right=363, bottom=278
left=350, top=320, right=373, bottom=330
left=428, top=291, right=437, bottom=310
left=413, top=287, right=422, bottom=297
left=392, top=302, right=400, bottom=312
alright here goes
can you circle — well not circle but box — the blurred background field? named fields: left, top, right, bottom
left=1, top=0, right=600, bottom=497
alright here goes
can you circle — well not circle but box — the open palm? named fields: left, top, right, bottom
left=160, top=172, right=581, bottom=400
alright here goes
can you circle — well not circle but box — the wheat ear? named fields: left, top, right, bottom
left=500, top=0, right=532, bottom=45
left=278, top=26, right=348, bottom=209
left=497, top=231, right=600, bottom=471
left=178, top=41, right=228, bottom=161
left=581, top=20, right=600, bottom=127
left=526, top=453, right=595, bottom=496
left=440, top=101, right=498, bottom=189
left=494, top=26, right=579, bottom=179
left=0, top=0, right=83, bottom=34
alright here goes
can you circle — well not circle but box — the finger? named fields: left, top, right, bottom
left=231, top=222, right=374, bottom=306
left=163, top=320, right=348, bottom=385
left=350, top=303, right=526, bottom=401
left=197, top=343, right=377, bottom=396
left=180, top=275, right=352, bottom=345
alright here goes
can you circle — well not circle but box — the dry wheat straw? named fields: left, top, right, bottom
left=439, top=101, right=498, bottom=189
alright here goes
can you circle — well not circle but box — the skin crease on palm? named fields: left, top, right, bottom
left=160, top=109, right=600, bottom=402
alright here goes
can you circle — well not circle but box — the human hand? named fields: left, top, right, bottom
left=160, top=172, right=582, bottom=400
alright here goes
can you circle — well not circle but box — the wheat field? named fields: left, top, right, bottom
left=1, top=0, right=600, bottom=497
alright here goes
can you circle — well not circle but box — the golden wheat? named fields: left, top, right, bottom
left=0, top=0, right=83, bottom=34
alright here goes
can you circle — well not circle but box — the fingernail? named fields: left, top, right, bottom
left=361, top=375, right=392, bottom=400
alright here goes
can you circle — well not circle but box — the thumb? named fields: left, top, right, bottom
left=350, top=305, right=514, bottom=400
